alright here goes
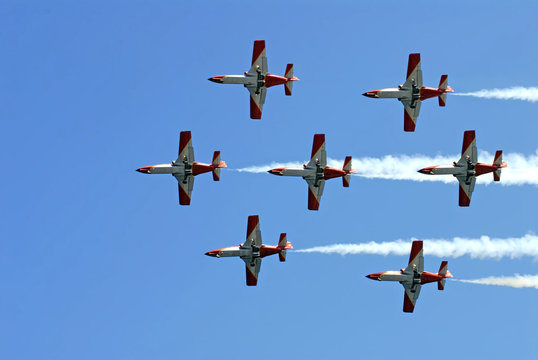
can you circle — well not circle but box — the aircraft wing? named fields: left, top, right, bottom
left=306, top=133, right=327, bottom=168
left=244, top=215, right=262, bottom=248
left=306, top=178, right=325, bottom=210
left=457, top=130, right=477, bottom=165
left=403, top=53, right=422, bottom=88
left=248, top=40, right=268, bottom=74
left=404, top=240, right=424, bottom=274
left=456, top=175, right=476, bottom=207
left=243, top=257, right=262, bottom=286
left=176, top=131, right=195, bottom=164
left=402, top=284, right=422, bottom=313
left=175, top=174, right=194, bottom=205
left=247, top=85, right=266, bottom=119
left=401, top=100, right=421, bottom=132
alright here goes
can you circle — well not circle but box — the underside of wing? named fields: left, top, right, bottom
left=307, top=133, right=327, bottom=168
left=245, top=215, right=262, bottom=248
left=247, top=86, right=266, bottom=120
left=456, top=175, right=476, bottom=207
left=243, top=257, right=262, bottom=286
left=177, top=131, right=195, bottom=163
left=175, top=174, right=194, bottom=205
left=458, top=130, right=477, bottom=165
left=403, top=284, right=422, bottom=313
left=249, top=40, right=268, bottom=74
left=405, top=53, right=422, bottom=88
left=306, top=179, right=325, bottom=211
left=401, top=100, right=421, bottom=132
left=405, top=240, right=424, bottom=273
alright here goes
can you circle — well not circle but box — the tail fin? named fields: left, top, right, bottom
left=438, top=75, right=448, bottom=107
left=438, top=278, right=446, bottom=291
left=211, top=151, right=226, bottom=181
left=284, top=64, right=296, bottom=96
left=493, top=150, right=505, bottom=181
left=439, top=92, right=447, bottom=107
left=278, top=233, right=292, bottom=262
left=342, top=156, right=353, bottom=187
left=438, top=261, right=450, bottom=290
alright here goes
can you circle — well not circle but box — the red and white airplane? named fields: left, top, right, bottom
left=205, top=215, right=292, bottom=286
left=418, top=130, right=507, bottom=206
left=136, top=131, right=227, bottom=205
left=208, top=40, right=299, bottom=119
left=267, top=134, right=356, bottom=210
left=366, top=240, right=452, bottom=313
left=363, top=53, right=453, bottom=132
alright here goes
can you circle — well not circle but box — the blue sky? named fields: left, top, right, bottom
left=2, top=1, right=538, bottom=359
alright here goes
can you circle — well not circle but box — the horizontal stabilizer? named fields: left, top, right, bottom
left=438, top=278, right=446, bottom=291
left=279, top=250, right=287, bottom=262
left=439, top=92, right=447, bottom=107
left=342, top=174, right=350, bottom=187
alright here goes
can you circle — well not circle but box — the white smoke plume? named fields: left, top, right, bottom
left=453, top=87, right=538, bottom=103
left=294, top=233, right=538, bottom=260
left=233, top=151, right=538, bottom=186
left=454, top=274, right=538, bottom=290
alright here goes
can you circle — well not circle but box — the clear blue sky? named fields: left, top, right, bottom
left=1, top=1, right=537, bottom=359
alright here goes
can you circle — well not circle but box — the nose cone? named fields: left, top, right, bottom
left=208, top=75, right=225, bottom=83
left=205, top=250, right=218, bottom=257
left=267, top=167, right=285, bottom=176
left=365, top=272, right=383, bottom=280
left=418, top=166, right=435, bottom=175
left=362, top=90, right=379, bottom=98
left=136, top=166, right=153, bottom=174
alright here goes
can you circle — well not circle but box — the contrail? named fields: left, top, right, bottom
left=453, top=86, right=538, bottom=102
left=233, top=151, right=538, bottom=186
left=454, top=274, right=538, bottom=290
left=294, top=233, right=538, bottom=260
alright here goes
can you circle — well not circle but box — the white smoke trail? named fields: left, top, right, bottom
left=233, top=151, right=538, bottom=186
left=454, top=274, right=538, bottom=289
left=295, top=233, right=538, bottom=260
left=453, top=87, right=538, bottom=102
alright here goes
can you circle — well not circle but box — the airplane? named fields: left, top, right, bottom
left=362, top=53, right=453, bottom=132
left=418, top=130, right=507, bottom=206
left=267, top=134, right=356, bottom=210
left=205, top=215, right=292, bottom=286
left=366, top=240, right=453, bottom=313
left=208, top=40, right=299, bottom=119
left=136, top=131, right=227, bottom=205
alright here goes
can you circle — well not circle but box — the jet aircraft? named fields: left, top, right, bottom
left=267, top=134, right=356, bottom=210
left=362, top=53, right=453, bottom=132
left=205, top=215, right=292, bottom=286
left=366, top=240, right=453, bottom=313
left=418, top=130, right=507, bottom=206
left=208, top=40, right=299, bottom=119
left=136, top=131, right=227, bottom=205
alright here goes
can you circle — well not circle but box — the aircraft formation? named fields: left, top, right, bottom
left=136, top=40, right=508, bottom=313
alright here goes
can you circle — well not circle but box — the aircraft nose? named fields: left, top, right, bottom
left=205, top=251, right=217, bottom=257
left=208, top=75, right=224, bottom=83
left=267, top=167, right=285, bottom=176
left=362, top=91, right=377, bottom=98
left=136, top=166, right=152, bottom=174
left=366, top=273, right=382, bottom=280
left=418, top=167, right=434, bottom=175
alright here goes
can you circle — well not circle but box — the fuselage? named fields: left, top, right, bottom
left=136, top=161, right=218, bottom=176
left=267, top=164, right=349, bottom=181
left=366, top=269, right=450, bottom=285
left=209, top=73, right=296, bottom=88
left=363, top=85, right=453, bottom=102
left=205, top=244, right=287, bottom=259
left=418, top=161, right=505, bottom=177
